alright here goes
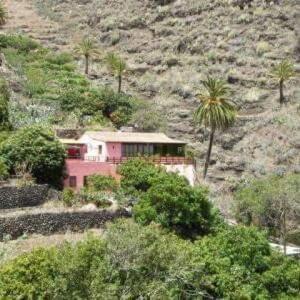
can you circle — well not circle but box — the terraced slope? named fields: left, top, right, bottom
left=2, top=0, right=300, bottom=209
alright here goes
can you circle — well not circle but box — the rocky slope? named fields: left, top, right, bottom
left=2, top=0, right=300, bottom=212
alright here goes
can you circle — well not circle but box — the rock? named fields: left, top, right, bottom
left=176, top=109, right=190, bottom=118
left=129, top=63, right=150, bottom=74
left=80, top=203, right=98, bottom=211
left=244, top=88, right=269, bottom=103
left=273, top=166, right=287, bottom=176
left=227, top=75, right=239, bottom=84
left=166, top=58, right=180, bottom=67
left=290, top=137, right=300, bottom=149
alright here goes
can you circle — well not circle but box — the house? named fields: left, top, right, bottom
left=60, top=131, right=196, bottom=189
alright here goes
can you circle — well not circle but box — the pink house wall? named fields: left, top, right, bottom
left=64, top=159, right=119, bottom=190
left=106, top=142, right=122, bottom=159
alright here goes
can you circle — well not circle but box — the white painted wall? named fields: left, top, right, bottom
left=79, top=134, right=107, bottom=162
left=165, top=164, right=196, bottom=186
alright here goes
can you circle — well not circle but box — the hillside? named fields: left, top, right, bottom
left=1, top=0, right=300, bottom=211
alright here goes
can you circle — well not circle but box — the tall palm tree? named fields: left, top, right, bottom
left=271, top=59, right=295, bottom=106
left=106, top=52, right=127, bottom=93
left=0, top=3, right=7, bottom=26
left=74, top=37, right=101, bottom=75
left=194, top=77, right=237, bottom=179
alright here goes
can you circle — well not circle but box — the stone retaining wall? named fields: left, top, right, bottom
left=0, top=209, right=130, bottom=240
left=0, top=185, right=50, bottom=209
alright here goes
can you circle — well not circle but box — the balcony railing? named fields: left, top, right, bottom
left=106, top=156, right=195, bottom=165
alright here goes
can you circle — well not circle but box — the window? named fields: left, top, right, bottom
left=98, top=145, right=102, bottom=155
left=69, top=176, right=77, bottom=188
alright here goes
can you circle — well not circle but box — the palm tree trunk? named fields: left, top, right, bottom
left=85, top=55, right=89, bottom=75
left=281, top=197, right=287, bottom=255
left=118, top=75, right=122, bottom=93
left=203, top=128, right=215, bottom=179
left=279, top=79, right=284, bottom=105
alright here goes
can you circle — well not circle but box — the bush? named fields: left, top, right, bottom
left=0, top=78, right=11, bottom=130
left=192, top=226, right=300, bottom=299
left=99, top=87, right=137, bottom=128
left=233, top=174, right=300, bottom=235
left=0, top=221, right=299, bottom=299
left=0, top=34, right=39, bottom=53
left=0, top=237, right=105, bottom=299
left=0, top=157, right=8, bottom=180
left=62, top=187, right=76, bottom=207
left=134, top=171, right=216, bottom=237
left=118, top=158, right=162, bottom=194
left=79, top=189, right=112, bottom=208
left=85, top=174, right=118, bottom=192
left=0, top=125, right=66, bottom=187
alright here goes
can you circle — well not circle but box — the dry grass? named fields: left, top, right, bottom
left=0, top=229, right=103, bottom=264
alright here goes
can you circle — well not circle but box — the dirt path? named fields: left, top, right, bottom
left=1, top=0, right=71, bottom=50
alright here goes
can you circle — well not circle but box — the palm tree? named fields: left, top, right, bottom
left=106, top=52, right=127, bottom=93
left=0, top=3, right=7, bottom=26
left=271, top=59, right=295, bottom=106
left=74, top=37, right=101, bottom=75
left=194, top=77, right=237, bottom=179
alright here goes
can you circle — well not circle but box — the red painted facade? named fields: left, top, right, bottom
left=64, top=159, right=120, bottom=190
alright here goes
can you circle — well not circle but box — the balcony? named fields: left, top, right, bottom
left=106, top=156, right=195, bottom=165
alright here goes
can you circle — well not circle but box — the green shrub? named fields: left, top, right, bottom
left=79, top=189, right=112, bottom=208
left=0, top=157, right=8, bottom=180
left=134, top=171, right=216, bottom=237
left=192, top=226, right=300, bottom=299
left=62, top=187, right=76, bottom=207
left=118, top=158, right=162, bottom=194
left=86, top=174, right=118, bottom=192
left=0, top=78, right=11, bottom=130
left=0, top=237, right=105, bottom=299
left=0, top=34, right=39, bottom=53
left=0, top=125, right=66, bottom=187
left=233, top=174, right=300, bottom=234
left=1, top=221, right=299, bottom=299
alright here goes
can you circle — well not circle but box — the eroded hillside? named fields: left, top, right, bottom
left=2, top=0, right=300, bottom=210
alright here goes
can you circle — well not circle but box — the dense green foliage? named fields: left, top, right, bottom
left=0, top=157, right=8, bottom=180
left=233, top=174, right=300, bottom=233
left=119, top=158, right=218, bottom=237
left=85, top=174, right=118, bottom=192
left=134, top=171, right=216, bottom=237
left=0, top=78, right=11, bottom=130
left=0, top=125, right=66, bottom=186
left=118, top=158, right=162, bottom=193
left=0, top=221, right=299, bottom=299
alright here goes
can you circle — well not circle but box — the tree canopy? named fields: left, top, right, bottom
left=0, top=125, right=66, bottom=186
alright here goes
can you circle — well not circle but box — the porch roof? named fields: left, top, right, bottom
left=83, top=131, right=186, bottom=144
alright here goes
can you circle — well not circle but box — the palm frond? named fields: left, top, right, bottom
left=271, top=59, right=295, bottom=81
left=74, top=37, right=101, bottom=57
left=105, top=52, right=126, bottom=76
left=194, top=77, right=236, bottom=130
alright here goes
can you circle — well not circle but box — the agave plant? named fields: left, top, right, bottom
left=194, top=77, right=236, bottom=179
left=74, top=37, right=101, bottom=75
left=105, top=52, right=127, bottom=93
left=271, top=59, right=295, bottom=105
left=0, top=3, right=7, bottom=26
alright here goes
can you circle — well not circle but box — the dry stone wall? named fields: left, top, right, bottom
left=0, top=185, right=49, bottom=209
left=0, top=209, right=130, bottom=240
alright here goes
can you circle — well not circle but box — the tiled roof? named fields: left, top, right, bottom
left=82, top=131, right=186, bottom=144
